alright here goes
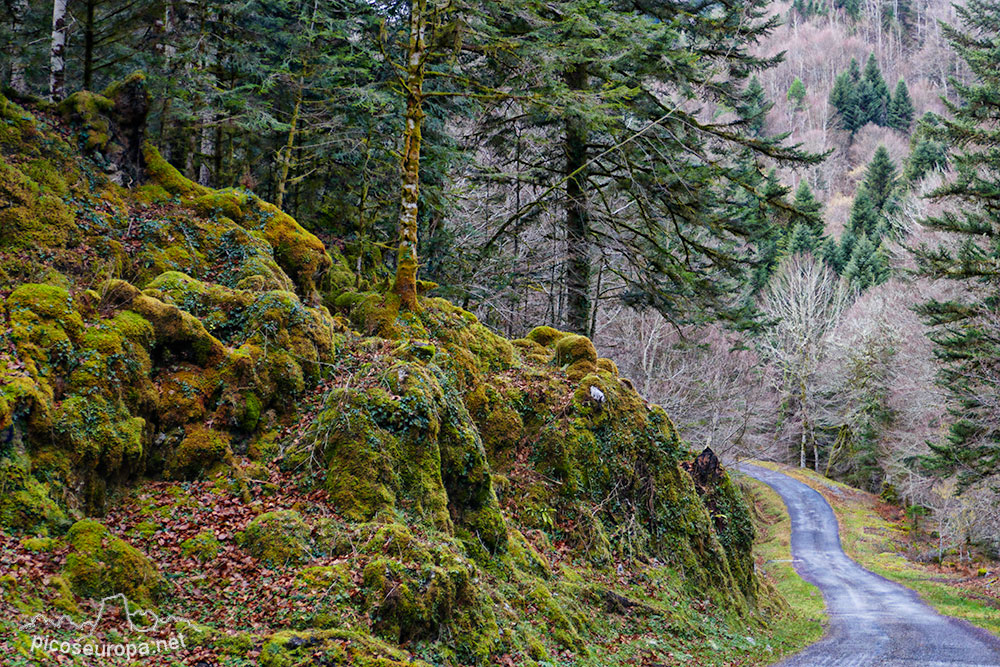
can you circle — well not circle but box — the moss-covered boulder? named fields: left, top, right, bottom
left=241, top=510, right=311, bottom=566
left=298, top=359, right=507, bottom=557
left=166, top=426, right=233, bottom=479
left=554, top=334, right=598, bottom=381
left=62, top=519, right=163, bottom=604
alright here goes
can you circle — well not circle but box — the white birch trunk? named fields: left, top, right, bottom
left=49, top=0, right=68, bottom=101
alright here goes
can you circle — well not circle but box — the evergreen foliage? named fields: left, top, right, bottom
left=887, top=79, right=915, bottom=132
left=788, top=77, right=808, bottom=111
left=912, top=0, right=1000, bottom=488
left=904, top=113, right=950, bottom=183
left=842, top=234, right=889, bottom=289
left=828, top=55, right=904, bottom=134
left=848, top=146, right=899, bottom=242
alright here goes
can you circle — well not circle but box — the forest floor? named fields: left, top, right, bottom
left=744, top=460, right=1000, bottom=638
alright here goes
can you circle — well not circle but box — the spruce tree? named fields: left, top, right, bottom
left=912, top=0, right=1000, bottom=488
left=784, top=222, right=819, bottom=256
left=860, top=146, right=898, bottom=213
left=904, top=113, right=949, bottom=182
left=887, top=79, right=915, bottom=132
left=792, top=180, right=824, bottom=236
left=788, top=77, right=807, bottom=111
left=829, top=69, right=860, bottom=132
left=837, top=228, right=858, bottom=272
left=742, top=76, right=769, bottom=136
left=478, top=0, right=822, bottom=333
left=820, top=236, right=843, bottom=273
left=861, top=54, right=890, bottom=126
left=843, top=234, right=888, bottom=289
left=848, top=188, right=878, bottom=237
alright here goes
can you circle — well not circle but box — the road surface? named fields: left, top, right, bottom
left=740, top=463, right=1000, bottom=666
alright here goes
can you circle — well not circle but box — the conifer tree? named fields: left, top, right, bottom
left=837, top=228, right=858, bottom=272
left=478, top=0, right=821, bottom=334
left=791, top=179, right=824, bottom=236
left=861, top=54, right=890, bottom=126
left=887, top=79, right=915, bottom=132
left=860, top=146, right=898, bottom=213
left=848, top=146, right=898, bottom=246
left=912, top=0, right=1000, bottom=488
left=843, top=234, right=888, bottom=289
left=743, top=76, right=768, bottom=136
left=904, top=114, right=950, bottom=183
left=829, top=69, right=860, bottom=132
left=820, top=236, right=843, bottom=273
left=784, top=222, right=819, bottom=256
left=847, top=188, right=878, bottom=237
left=788, top=77, right=807, bottom=111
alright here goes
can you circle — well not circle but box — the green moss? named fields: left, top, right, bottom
left=194, top=188, right=248, bottom=220
left=555, top=334, right=598, bottom=380
left=166, top=426, right=233, bottom=480
left=0, top=458, right=67, bottom=533
left=295, top=563, right=351, bottom=590
left=142, top=143, right=210, bottom=198
left=58, top=91, right=113, bottom=151
left=20, top=536, right=57, bottom=552
left=526, top=326, right=569, bottom=347
left=129, top=293, right=225, bottom=365
left=181, top=530, right=223, bottom=562
left=62, top=519, right=163, bottom=604
left=241, top=510, right=311, bottom=566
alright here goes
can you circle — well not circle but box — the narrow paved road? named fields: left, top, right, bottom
left=740, top=463, right=1000, bottom=666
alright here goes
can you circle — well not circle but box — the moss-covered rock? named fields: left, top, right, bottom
left=554, top=334, right=598, bottom=380
left=165, top=426, right=233, bottom=479
left=62, top=519, right=163, bottom=604
left=58, top=91, right=113, bottom=151
left=241, top=510, right=311, bottom=565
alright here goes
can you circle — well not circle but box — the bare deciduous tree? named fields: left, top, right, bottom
left=759, top=253, right=849, bottom=470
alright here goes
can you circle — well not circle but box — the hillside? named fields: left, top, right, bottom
left=0, top=78, right=809, bottom=666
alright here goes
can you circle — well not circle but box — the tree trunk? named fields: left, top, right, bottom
left=392, top=0, right=428, bottom=311
left=9, top=0, right=29, bottom=94
left=275, top=79, right=303, bottom=211
left=564, top=62, right=591, bottom=335
left=198, top=108, right=214, bottom=187
left=49, top=0, right=68, bottom=101
left=83, top=0, right=96, bottom=90
left=800, top=380, right=809, bottom=469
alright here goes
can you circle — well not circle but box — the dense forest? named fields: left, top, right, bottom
left=1, top=0, right=1000, bottom=664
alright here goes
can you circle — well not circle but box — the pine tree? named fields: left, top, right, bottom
left=860, top=146, right=898, bottom=213
left=887, top=79, right=915, bottom=132
left=792, top=180, right=824, bottom=235
left=904, top=113, right=949, bottom=183
left=912, top=0, right=1000, bottom=488
left=861, top=54, right=890, bottom=126
left=843, top=234, right=888, bottom=289
left=788, top=77, right=807, bottom=111
left=847, top=188, right=878, bottom=236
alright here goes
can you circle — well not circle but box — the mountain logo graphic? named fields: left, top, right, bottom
left=18, top=593, right=197, bottom=635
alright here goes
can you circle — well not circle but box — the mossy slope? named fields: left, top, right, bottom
left=0, top=83, right=797, bottom=666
